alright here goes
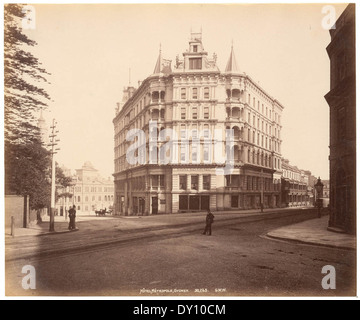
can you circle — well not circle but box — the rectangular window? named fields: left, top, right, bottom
left=247, top=176, right=251, bottom=190
left=181, top=107, right=186, bottom=120
left=204, top=106, right=209, bottom=119
left=179, top=175, right=187, bottom=190
left=189, top=58, right=202, bottom=70
left=192, top=106, right=198, bottom=119
left=192, top=144, right=198, bottom=162
left=191, top=175, right=199, bottom=190
left=203, top=144, right=210, bottom=162
left=203, top=175, right=210, bottom=190
left=192, top=88, right=198, bottom=99
left=180, top=125, right=186, bottom=139
left=181, top=88, right=186, bottom=99
left=204, top=87, right=210, bottom=99
left=180, top=145, right=186, bottom=162
left=159, top=175, right=165, bottom=188
left=192, top=124, right=197, bottom=139
left=151, top=175, right=159, bottom=188
left=226, top=175, right=239, bottom=187
left=203, top=124, right=210, bottom=139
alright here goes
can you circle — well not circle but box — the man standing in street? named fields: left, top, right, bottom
left=202, top=209, right=214, bottom=236
left=68, top=205, right=77, bottom=230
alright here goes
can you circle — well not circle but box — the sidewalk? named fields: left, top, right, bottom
left=4, top=207, right=309, bottom=238
left=5, top=208, right=356, bottom=251
left=266, top=215, right=356, bottom=250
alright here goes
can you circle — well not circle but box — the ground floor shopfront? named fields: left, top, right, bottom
left=114, top=165, right=283, bottom=216
left=115, top=192, right=283, bottom=216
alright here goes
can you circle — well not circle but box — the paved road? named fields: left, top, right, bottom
left=5, top=210, right=356, bottom=297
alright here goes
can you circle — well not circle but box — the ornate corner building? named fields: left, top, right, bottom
left=113, top=32, right=284, bottom=215
left=325, top=4, right=356, bottom=234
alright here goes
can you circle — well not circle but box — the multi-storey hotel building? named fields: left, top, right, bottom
left=113, top=32, right=284, bottom=215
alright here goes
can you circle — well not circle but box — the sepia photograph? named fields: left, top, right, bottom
left=2, top=1, right=357, bottom=299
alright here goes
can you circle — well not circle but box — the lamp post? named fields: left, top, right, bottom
left=314, top=177, right=324, bottom=218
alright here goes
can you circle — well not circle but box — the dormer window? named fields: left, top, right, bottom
left=189, top=58, right=202, bottom=70
left=193, top=45, right=198, bottom=52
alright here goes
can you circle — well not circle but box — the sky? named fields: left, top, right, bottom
left=20, top=2, right=349, bottom=179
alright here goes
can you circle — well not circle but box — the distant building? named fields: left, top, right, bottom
left=113, top=32, right=284, bottom=215
left=281, top=159, right=312, bottom=207
left=322, top=180, right=330, bottom=199
left=325, top=4, right=356, bottom=234
left=56, top=162, right=114, bottom=215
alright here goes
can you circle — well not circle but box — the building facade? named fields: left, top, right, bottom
left=281, top=159, right=312, bottom=207
left=113, top=32, right=284, bottom=215
left=56, top=162, right=114, bottom=215
left=325, top=4, right=356, bottom=234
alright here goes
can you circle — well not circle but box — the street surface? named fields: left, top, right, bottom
left=5, top=209, right=356, bottom=297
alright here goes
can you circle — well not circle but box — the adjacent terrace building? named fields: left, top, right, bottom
left=113, top=32, right=284, bottom=215
left=281, top=158, right=312, bottom=207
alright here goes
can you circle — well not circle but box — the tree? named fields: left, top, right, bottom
left=4, top=4, right=52, bottom=220
left=5, top=139, right=51, bottom=209
left=55, top=163, right=74, bottom=202
left=4, top=3, right=51, bottom=144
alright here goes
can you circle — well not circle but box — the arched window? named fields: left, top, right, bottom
left=233, top=126, right=240, bottom=140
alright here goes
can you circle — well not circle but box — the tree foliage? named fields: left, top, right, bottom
left=4, top=3, right=53, bottom=211
left=5, top=139, right=52, bottom=210
left=4, top=3, right=51, bottom=143
left=55, top=163, right=74, bottom=202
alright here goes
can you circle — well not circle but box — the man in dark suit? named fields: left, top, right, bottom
left=68, top=205, right=77, bottom=230
left=202, top=209, right=214, bottom=236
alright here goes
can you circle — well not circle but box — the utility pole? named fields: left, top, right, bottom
left=261, top=168, right=264, bottom=212
left=48, top=119, right=60, bottom=232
